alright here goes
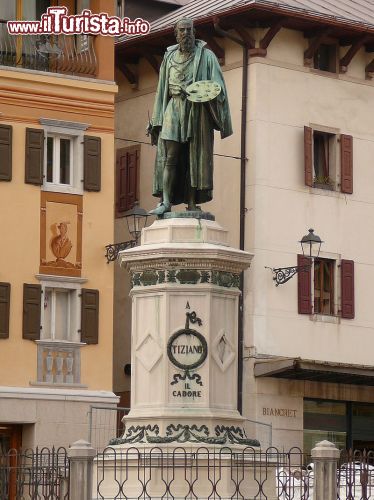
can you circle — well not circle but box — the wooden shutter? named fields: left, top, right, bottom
left=0, top=125, right=12, bottom=181
left=25, top=128, right=44, bottom=185
left=341, top=134, right=353, bottom=194
left=116, top=147, right=139, bottom=216
left=298, top=254, right=312, bottom=314
left=81, top=289, right=99, bottom=344
left=341, top=259, right=354, bottom=319
left=22, top=284, right=41, bottom=340
left=0, top=283, right=11, bottom=339
left=84, top=136, right=101, bottom=191
left=304, top=126, right=313, bottom=187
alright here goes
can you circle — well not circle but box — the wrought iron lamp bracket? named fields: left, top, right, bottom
left=267, top=263, right=312, bottom=286
left=105, top=240, right=136, bottom=263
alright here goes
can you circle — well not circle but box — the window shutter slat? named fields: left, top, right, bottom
left=117, top=154, right=129, bottom=214
left=0, top=125, right=12, bottom=181
left=81, top=289, right=99, bottom=344
left=341, top=259, right=355, bottom=319
left=0, top=283, right=11, bottom=339
left=116, top=147, right=139, bottom=216
left=341, top=134, right=353, bottom=194
left=127, top=150, right=137, bottom=208
left=298, top=254, right=312, bottom=314
left=84, top=136, right=101, bottom=191
left=25, top=128, right=44, bottom=185
left=22, top=284, right=41, bottom=340
left=304, top=126, right=313, bottom=187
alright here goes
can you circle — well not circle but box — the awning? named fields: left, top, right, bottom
left=254, top=358, right=374, bottom=386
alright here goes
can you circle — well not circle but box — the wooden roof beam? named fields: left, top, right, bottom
left=197, top=28, right=225, bottom=64
left=141, top=52, right=161, bottom=75
left=365, top=58, right=374, bottom=79
left=340, top=35, right=370, bottom=73
left=260, top=19, right=285, bottom=52
left=304, top=27, right=333, bottom=65
left=117, top=60, right=138, bottom=88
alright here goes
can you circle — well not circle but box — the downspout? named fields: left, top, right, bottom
left=214, top=19, right=249, bottom=414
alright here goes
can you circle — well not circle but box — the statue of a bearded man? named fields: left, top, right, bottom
left=148, top=18, right=233, bottom=216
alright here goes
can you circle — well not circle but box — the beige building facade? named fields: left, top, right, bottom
left=114, top=0, right=374, bottom=454
left=0, top=0, right=118, bottom=452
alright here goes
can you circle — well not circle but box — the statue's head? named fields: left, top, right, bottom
left=174, top=18, right=195, bottom=52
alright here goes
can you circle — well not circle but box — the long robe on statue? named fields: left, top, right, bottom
left=151, top=40, right=233, bottom=205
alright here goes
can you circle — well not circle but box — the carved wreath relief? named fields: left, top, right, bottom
left=168, top=302, right=207, bottom=400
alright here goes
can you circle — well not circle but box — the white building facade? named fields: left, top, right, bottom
left=114, top=0, right=374, bottom=454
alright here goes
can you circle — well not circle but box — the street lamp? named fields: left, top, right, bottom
left=105, top=203, right=150, bottom=263
left=124, top=202, right=149, bottom=242
left=267, top=228, right=323, bottom=286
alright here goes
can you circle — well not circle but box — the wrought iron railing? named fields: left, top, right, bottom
left=2, top=445, right=374, bottom=499
left=0, top=446, right=69, bottom=499
left=95, top=446, right=311, bottom=499
left=0, top=20, right=97, bottom=76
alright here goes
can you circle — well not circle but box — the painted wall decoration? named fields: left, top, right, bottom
left=40, top=192, right=82, bottom=277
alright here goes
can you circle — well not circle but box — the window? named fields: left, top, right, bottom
left=46, top=135, right=73, bottom=187
left=40, top=119, right=91, bottom=194
left=298, top=256, right=354, bottom=318
left=313, top=43, right=337, bottom=73
left=313, top=258, right=334, bottom=315
left=304, top=127, right=353, bottom=194
left=313, top=131, right=335, bottom=188
left=23, top=279, right=100, bottom=343
left=116, top=145, right=140, bottom=216
left=42, top=287, right=80, bottom=342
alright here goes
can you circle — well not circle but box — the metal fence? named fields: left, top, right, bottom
left=2, top=444, right=374, bottom=499
left=88, top=406, right=130, bottom=452
left=94, top=446, right=310, bottom=500
left=0, top=446, right=69, bottom=499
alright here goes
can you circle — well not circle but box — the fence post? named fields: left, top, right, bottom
left=311, top=440, right=340, bottom=500
left=68, top=439, right=96, bottom=500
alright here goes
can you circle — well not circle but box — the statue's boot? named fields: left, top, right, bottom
left=149, top=202, right=171, bottom=216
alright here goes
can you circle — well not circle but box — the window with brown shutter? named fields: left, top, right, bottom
left=314, top=258, right=334, bottom=315
left=304, top=127, right=353, bottom=193
left=304, top=126, right=313, bottom=187
left=298, top=254, right=312, bottom=314
left=81, top=289, right=99, bottom=344
left=0, top=283, right=11, bottom=339
left=116, top=146, right=139, bottom=217
left=23, top=284, right=41, bottom=340
left=25, top=128, right=44, bottom=185
left=0, top=125, right=12, bottom=181
left=83, top=136, right=101, bottom=191
left=341, top=259, right=355, bottom=319
left=340, top=134, right=353, bottom=194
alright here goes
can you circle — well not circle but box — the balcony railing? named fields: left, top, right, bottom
left=36, top=341, right=83, bottom=386
left=0, top=21, right=97, bottom=76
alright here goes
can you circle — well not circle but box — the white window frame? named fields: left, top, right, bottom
left=36, top=275, right=87, bottom=343
left=40, top=118, right=90, bottom=195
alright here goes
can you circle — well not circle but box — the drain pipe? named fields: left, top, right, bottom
left=214, top=19, right=249, bottom=415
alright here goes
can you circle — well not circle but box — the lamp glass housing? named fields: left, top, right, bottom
left=124, top=203, right=149, bottom=242
left=300, top=228, right=322, bottom=259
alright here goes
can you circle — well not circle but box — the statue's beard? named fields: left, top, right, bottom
left=178, top=35, right=195, bottom=53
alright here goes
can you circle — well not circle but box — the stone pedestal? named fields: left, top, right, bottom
left=97, top=217, right=280, bottom=499
left=115, top=216, right=256, bottom=447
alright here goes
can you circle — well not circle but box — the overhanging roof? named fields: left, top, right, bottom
left=254, top=358, right=374, bottom=386
left=117, top=0, right=374, bottom=48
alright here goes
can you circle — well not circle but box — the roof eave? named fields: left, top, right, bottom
left=116, top=1, right=374, bottom=51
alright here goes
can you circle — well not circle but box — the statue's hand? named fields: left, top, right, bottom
left=146, top=123, right=160, bottom=146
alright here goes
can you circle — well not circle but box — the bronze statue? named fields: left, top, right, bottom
left=148, top=18, right=233, bottom=216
